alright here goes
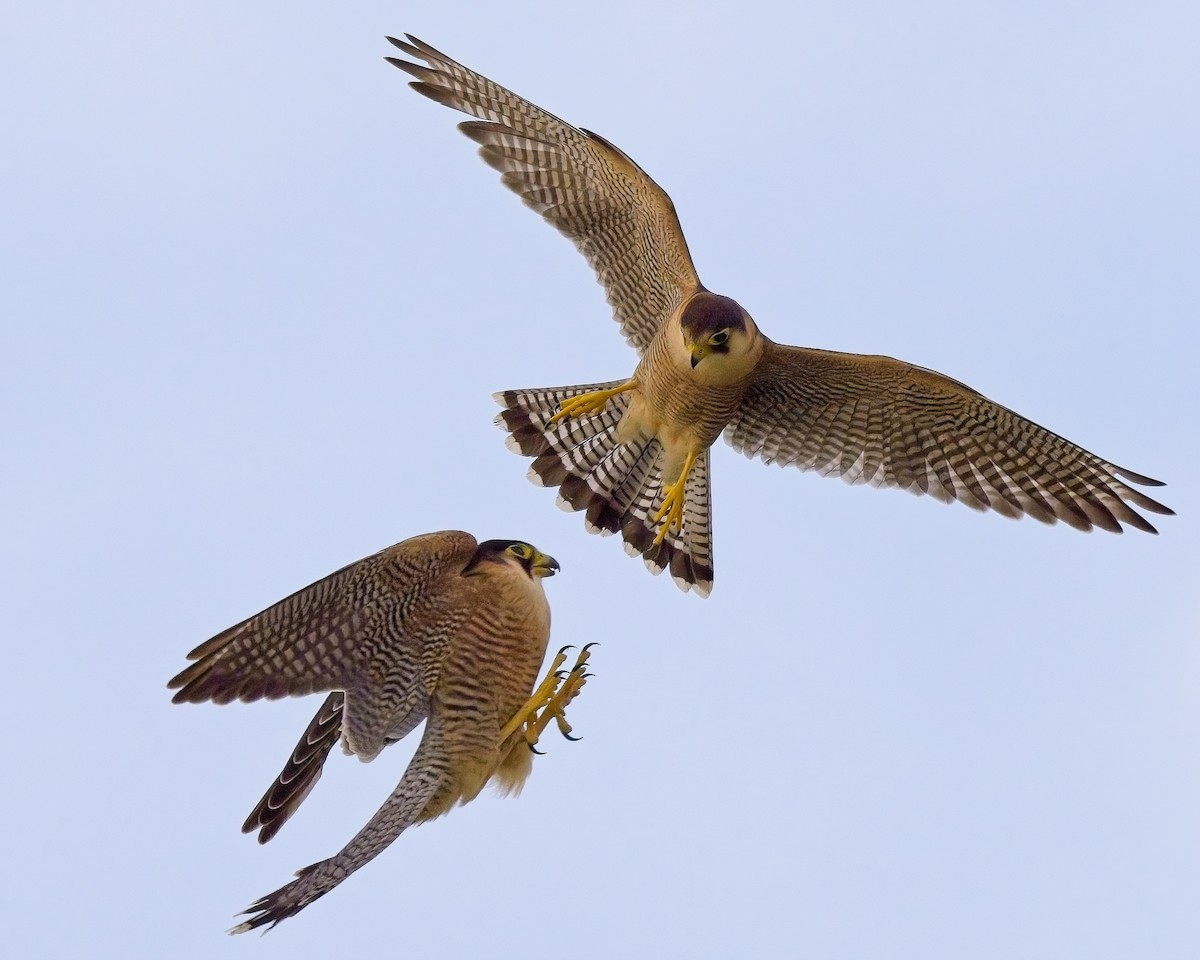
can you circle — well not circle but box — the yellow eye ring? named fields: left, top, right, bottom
left=710, top=330, right=729, bottom=346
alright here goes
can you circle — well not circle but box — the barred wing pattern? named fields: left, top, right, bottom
left=387, top=35, right=701, bottom=354
left=725, top=344, right=1173, bottom=532
left=168, top=531, right=478, bottom=760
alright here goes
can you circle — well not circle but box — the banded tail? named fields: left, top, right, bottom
left=494, top=382, right=715, bottom=596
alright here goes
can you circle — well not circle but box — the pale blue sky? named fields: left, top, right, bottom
left=4, top=3, right=1197, bottom=957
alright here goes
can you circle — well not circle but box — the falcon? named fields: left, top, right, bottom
left=387, top=36, right=1172, bottom=597
left=168, top=532, right=591, bottom=932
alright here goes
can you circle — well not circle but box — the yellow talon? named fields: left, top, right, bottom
left=498, top=645, right=594, bottom=751
left=548, top=380, right=637, bottom=425
left=652, top=489, right=684, bottom=545
left=651, top=451, right=698, bottom=545
left=532, top=667, right=588, bottom=741
left=498, top=648, right=567, bottom=743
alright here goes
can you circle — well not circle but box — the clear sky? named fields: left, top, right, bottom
left=5, top=2, right=1197, bottom=957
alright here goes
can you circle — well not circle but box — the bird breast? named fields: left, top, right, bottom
left=623, top=316, right=757, bottom=460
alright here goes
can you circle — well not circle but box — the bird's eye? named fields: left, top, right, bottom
left=710, top=330, right=729, bottom=346
left=509, top=544, right=531, bottom=560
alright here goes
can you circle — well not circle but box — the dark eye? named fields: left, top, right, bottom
left=710, top=330, right=729, bottom=346
left=509, top=544, right=531, bottom=560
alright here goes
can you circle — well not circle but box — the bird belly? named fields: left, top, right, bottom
left=618, top=367, right=738, bottom=483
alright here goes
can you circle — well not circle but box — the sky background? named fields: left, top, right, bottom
left=5, top=2, right=1198, bottom=957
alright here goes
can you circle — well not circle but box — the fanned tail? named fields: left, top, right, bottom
left=494, top=383, right=714, bottom=596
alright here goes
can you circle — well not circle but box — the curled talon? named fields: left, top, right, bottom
left=547, top=381, right=637, bottom=426
left=499, top=636, right=598, bottom=757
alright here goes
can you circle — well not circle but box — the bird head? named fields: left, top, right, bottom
left=471, top=540, right=560, bottom=579
left=679, top=292, right=758, bottom=374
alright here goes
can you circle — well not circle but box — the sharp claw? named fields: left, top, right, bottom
left=503, top=639, right=597, bottom=759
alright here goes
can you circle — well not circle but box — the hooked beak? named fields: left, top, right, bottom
left=689, top=342, right=710, bottom=370
left=530, top=550, right=560, bottom=578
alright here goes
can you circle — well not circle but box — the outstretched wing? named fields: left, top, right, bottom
left=726, top=343, right=1172, bottom=532
left=387, top=34, right=702, bottom=354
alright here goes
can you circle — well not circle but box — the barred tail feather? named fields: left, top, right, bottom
left=494, top=384, right=715, bottom=596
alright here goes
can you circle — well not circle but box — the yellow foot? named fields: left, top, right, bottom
left=548, top=381, right=636, bottom=425
left=499, top=644, right=596, bottom=753
left=652, top=450, right=698, bottom=545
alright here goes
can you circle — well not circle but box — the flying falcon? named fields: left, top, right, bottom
left=387, top=36, right=1172, bottom=597
left=168, top=531, right=591, bottom=932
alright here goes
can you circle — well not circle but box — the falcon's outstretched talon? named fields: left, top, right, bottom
left=500, top=644, right=594, bottom=752
left=540, top=662, right=590, bottom=742
left=499, top=647, right=572, bottom=742
left=651, top=485, right=685, bottom=545
left=652, top=452, right=697, bottom=545
left=549, top=381, right=637, bottom=425
left=391, top=33, right=1171, bottom=599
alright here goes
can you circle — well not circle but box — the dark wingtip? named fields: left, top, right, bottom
left=384, top=35, right=418, bottom=57
left=1142, top=501, right=1175, bottom=518
left=1113, top=465, right=1168, bottom=488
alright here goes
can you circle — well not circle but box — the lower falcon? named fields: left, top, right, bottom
left=169, top=531, right=591, bottom=932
